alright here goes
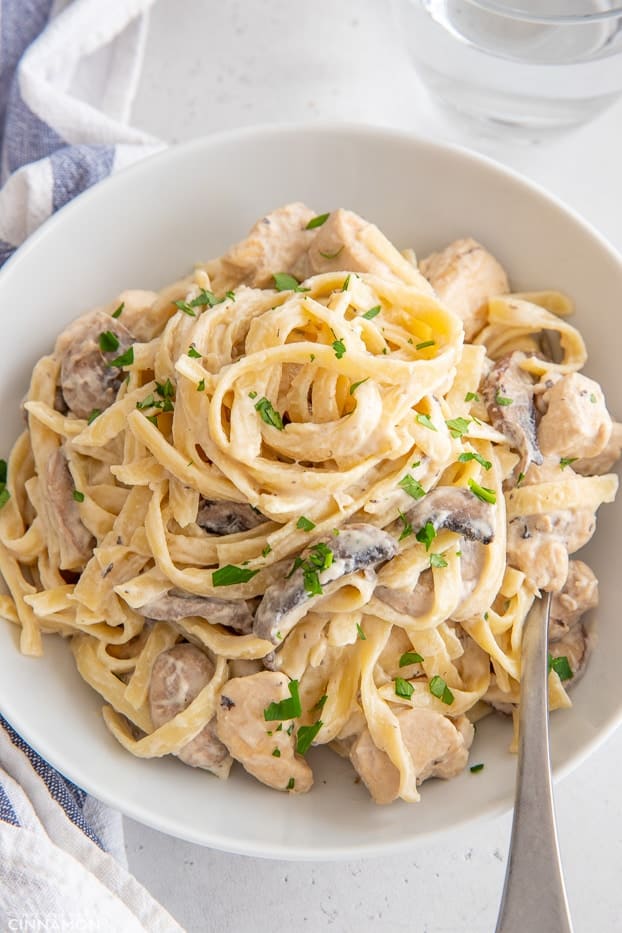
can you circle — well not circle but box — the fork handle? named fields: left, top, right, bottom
left=495, top=592, right=574, bottom=933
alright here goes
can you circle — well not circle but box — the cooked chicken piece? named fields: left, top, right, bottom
left=538, top=372, right=612, bottom=460
left=549, top=623, right=591, bottom=685
left=573, top=421, right=622, bottom=476
left=483, top=352, right=542, bottom=481
left=399, top=485, right=495, bottom=545
left=149, top=644, right=231, bottom=777
left=56, top=309, right=134, bottom=419
left=196, top=498, right=266, bottom=535
left=350, top=709, right=473, bottom=804
left=419, top=238, right=509, bottom=341
left=44, top=448, right=94, bottom=571
left=107, top=289, right=159, bottom=343
left=550, top=560, right=598, bottom=641
left=214, top=202, right=316, bottom=290
left=216, top=671, right=313, bottom=793
left=140, top=590, right=254, bottom=634
left=253, top=524, right=398, bottom=643
left=376, top=569, right=434, bottom=618
left=292, top=209, right=434, bottom=293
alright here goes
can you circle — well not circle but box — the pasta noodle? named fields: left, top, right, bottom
left=0, top=203, right=618, bottom=804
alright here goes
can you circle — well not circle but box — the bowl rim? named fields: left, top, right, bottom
left=1, top=121, right=622, bottom=859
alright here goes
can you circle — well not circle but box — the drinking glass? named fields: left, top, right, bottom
left=397, top=1, right=622, bottom=137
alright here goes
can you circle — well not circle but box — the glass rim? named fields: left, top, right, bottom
left=468, top=1, right=622, bottom=23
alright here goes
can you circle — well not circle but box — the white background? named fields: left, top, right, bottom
left=125, top=2, right=622, bottom=931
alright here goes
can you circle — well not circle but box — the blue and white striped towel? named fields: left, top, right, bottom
left=0, top=2, right=180, bottom=929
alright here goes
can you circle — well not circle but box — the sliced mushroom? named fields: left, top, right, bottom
left=538, top=372, right=612, bottom=460
left=376, top=569, right=434, bottom=618
left=506, top=507, right=596, bottom=592
left=44, top=447, right=94, bottom=571
left=550, top=559, right=598, bottom=641
left=215, top=670, right=313, bottom=793
left=483, top=352, right=542, bottom=480
left=350, top=709, right=473, bottom=804
left=196, top=499, right=266, bottom=535
left=56, top=309, right=134, bottom=419
left=149, top=644, right=231, bottom=777
left=141, top=590, right=254, bottom=634
left=253, top=524, right=398, bottom=644
left=399, top=485, right=495, bottom=545
left=419, top=238, right=509, bottom=341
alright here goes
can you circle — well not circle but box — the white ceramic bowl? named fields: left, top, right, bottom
left=0, top=125, right=620, bottom=859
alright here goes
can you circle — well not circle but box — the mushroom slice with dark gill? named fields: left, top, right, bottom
left=400, top=485, right=495, bottom=545
left=141, top=590, right=254, bottom=634
left=55, top=309, right=134, bottom=419
left=44, top=447, right=94, bottom=571
left=216, top=670, right=313, bottom=793
left=253, top=524, right=398, bottom=644
left=196, top=498, right=266, bottom=535
left=148, top=643, right=231, bottom=777
left=483, top=351, right=543, bottom=481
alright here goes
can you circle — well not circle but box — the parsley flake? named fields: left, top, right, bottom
left=264, top=680, right=302, bottom=721
left=464, top=391, right=479, bottom=402
left=495, top=393, right=513, bottom=406
left=319, top=246, right=343, bottom=259
left=415, top=340, right=435, bottom=351
left=429, top=675, right=454, bottom=705
left=99, top=330, right=120, bottom=353
left=313, top=694, right=328, bottom=712
left=262, top=544, right=272, bottom=557
left=273, top=272, right=309, bottom=292
left=332, top=338, right=346, bottom=359
left=458, top=452, right=492, bottom=470
left=416, top=413, right=437, bottom=432
left=399, top=474, right=425, bottom=500
left=111, top=302, right=124, bottom=319
left=350, top=378, right=369, bottom=395
left=560, top=457, right=578, bottom=470
left=394, top=677, right=414, bottom=699
left=87, top=409, right=101, bottom=425
left=548, top=653, right=573, bottom=681
left=356, top=623, right=366, bottom=641
left=109, top=347, right=134, bottom=368
left=190, top=288, right=224, bottom=309
left=272, top=748, right=281, bottom=757
left=296, top=720, right=323, bottom=755
left=517, top=471, right=525, bottom=486
left=0, top=486, right=10, bottom=509
left=287, top=777, right=296, bottom=790
left=341, top=274, right=351, bottom=291
left=589, top=392, right=597, bottom=403
left=470, top=763, right=485, bottom=773
left=255, top=396, right=284, bottom=430
left=430, top=553, right=448, bottom=568
left=362, top=305, right=381, bottom=320
left=399, top=651, right=424, bottom=667
left=174, top=300, right=196, bottom=317
left=446, top=417, right=471, bottom=439
left=468, top=479, right=496, bottom=504
left=296, top=516, right=316, bottom=532
left=398, top=510, right=413, bottom=542
left=306, top=212, right=330, bottom=229
left=187, top=345, right=202, bottom=359
left=196, top=379, right=205, bottom=392
left=248, top=391, right=258, bottom=399
left=212, top=564, right=260, bottom=587
left=415, top=521, right=436, bottom=551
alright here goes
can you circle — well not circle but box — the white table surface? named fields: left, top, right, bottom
left=124, top=2, right=622, bottom=931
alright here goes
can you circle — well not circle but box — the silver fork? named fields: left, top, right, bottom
left=495, top=592, right=574, bottom=933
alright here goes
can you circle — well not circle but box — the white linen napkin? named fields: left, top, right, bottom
left=0, top=2, right=181, bottom=929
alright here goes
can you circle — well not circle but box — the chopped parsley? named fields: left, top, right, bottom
left=313, top=694, right=328, bottom=712
left=468, top=479, right=496, bottom=504
left=306, top=212, right=330, bottom=229
left=446, top=417, right=471, bottom=439
left=430, top=553, right=448, bottom=568
left=415, top=521, right=436, bottom=551
left=289, top=542, right=334, bottom=597
left=226, top=290, right=236, bottom=301
left=212, top=564, right=260, bottom=587
left=415, top=340, right=435, bottom=351
left=248, top=391, right=258, bottom=400
left=464, top=391, right=479, bottom=402
left=394, top=677, right=414, bottom=700
left=341, top=274, right=351, bottom=291
left=296, top=516, right=316, bottom=532
left=362, top=305, right=381, bottom=320
left=174, top=300, right=196, bottom=316
left=399, top=474, right=426, bottom=500
left=187, top=345, right=202, bottom=358
left=87, top=409, right=101, bottom=425
left=71, top=490, right=84, bottom=503
left=190, top=288, right=224, bottom=309
left=350, top=378, right=369, bottom=395
left=517, top=471, right=525, bottom=486
left=272, top=748, right=281, bottom=757
left=109, top=346, right=134, bottom=368
left=589, top=392, right=597, bottom=403
left=416, top=413, right=437, bottom=432
left=156, top=378, right=174, bottom=399
left=264, top=679, right=302, bottom=721
left=0, top=460, right=10, bottom=510
left=111, top=302, right=124, bottom=319
left=470, top=763, right=484, bottom=773
left=398, top=510, right=413, bottom=541
left=356, top=622, right=366, bottom=641
left=319, top=246, right=343, bottom=260
left=286, top=777, right=296, bottom=790
left=332, top=338, right=346, bottom=359
left=429, top=675, right=454, bottom=705
left=309, top=354, right=316, bottom=362
left=273, top=272, right=309, bottom=292
left=99, top=330, right=120, bottom=353
left=399, top=651, right=424, bottom=667
left=560, top=457, right=578, bottom=470
left=196, top=379, right=205, bottom=392
left=261, top=544, right=272, bottom=557
left=255, top=397, right=284, bottom=430
left=495, top=393, right=513, bottom=406
left=296, top=720, right=323, bottom=755
left=458, top=451, right=492, bottom=470
left=548, top=653, right=573, bottom=681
